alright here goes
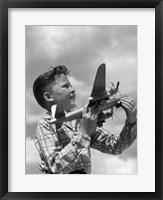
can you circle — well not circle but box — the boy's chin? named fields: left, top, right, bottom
left=69, top=103, right=77, bottom=111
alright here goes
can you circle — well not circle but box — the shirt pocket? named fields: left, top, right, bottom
left=56, top=126, right=71, bottom=147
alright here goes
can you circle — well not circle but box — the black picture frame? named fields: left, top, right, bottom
left=0, top=0, right=162, bottom=199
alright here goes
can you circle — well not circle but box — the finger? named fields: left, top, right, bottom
left=89, top=104, right=100, bottom=119
left=92, top=106, right=100, bottom=119
left=121, top=101, right=132, bottom=111
left=90, top=103, right=99, bottom=116
left=123, top=101, right=136, bottom=111
left=120, top=98, right=135, bottom=108
left=120, top=99, right=134, bottom=109
left=104, top=96, right=121, bottom=109
left=121, top=96, right=135, bottom=102
left=121, top=100, right=133, bottom=109
left=83, top=102, right=90, bottom=114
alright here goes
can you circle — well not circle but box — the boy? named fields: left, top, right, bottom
left=33, top=65, right=137, bottom=174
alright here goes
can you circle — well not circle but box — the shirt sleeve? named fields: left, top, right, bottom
left=35, top=120, right=91, bottom=174
left=90, top=120, right=137, bottom=155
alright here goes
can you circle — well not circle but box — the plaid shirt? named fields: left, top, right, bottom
left=34, top=111, right=137, bottom=174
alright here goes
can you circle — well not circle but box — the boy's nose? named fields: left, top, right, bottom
left=70, top=87, right=75, bottom=94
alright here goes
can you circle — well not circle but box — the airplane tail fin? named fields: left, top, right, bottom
left=90, top=63, right=107, bottom=100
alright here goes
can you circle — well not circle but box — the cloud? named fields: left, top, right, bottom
left=26, top=88, right=44, bottom=125
left=26, top=137, right=40, bottom=164
left=91, top=149, right=137, bottom=174
left=26, top=136, right=42, bottom=174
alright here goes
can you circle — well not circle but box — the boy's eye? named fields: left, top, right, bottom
left=62, top=84, right=69, bottom=88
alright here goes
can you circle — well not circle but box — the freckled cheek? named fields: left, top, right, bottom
left=57, top=90, right=70, bottom=101
left=64, top=92, right=71, bottom=101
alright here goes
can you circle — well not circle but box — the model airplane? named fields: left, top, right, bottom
left=50, top=63, right=121, bottom=126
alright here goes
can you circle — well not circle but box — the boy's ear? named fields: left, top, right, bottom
left=44, top=92, right=54, bottom=102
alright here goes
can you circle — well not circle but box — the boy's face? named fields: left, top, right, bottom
left=46, top=74, right=76, bottom=112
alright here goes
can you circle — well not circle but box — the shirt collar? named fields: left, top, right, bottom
left=43, top=111, right=52, bottom=120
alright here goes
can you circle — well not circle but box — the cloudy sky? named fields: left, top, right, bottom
left=25, top=25, right=137, bottom=174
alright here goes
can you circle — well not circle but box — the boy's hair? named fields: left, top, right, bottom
left=33, top=65, right=70, bottom=109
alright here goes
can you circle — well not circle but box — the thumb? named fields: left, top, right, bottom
left=83, top=101, right=90, bottom=114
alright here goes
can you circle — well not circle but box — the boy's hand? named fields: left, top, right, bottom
left=80, top=102, right=100, bottom=136
left=120, top=96, right=137, bottom=124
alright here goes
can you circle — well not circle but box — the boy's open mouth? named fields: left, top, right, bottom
left=70, top=95, right=75, bottom=102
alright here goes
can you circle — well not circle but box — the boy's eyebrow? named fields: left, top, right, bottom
left=62, top=83, right=68, bottom=86
left=61, top=81, right=70, bottom=87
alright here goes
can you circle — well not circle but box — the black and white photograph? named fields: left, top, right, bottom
left=26, top=25, right=137, bottom=175
left=1, top=0, right=162, bottom=198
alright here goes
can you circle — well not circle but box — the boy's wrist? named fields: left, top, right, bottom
left=125, top=119, right=137, bottom=127
left=72, top=132, right=91, bottom=148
